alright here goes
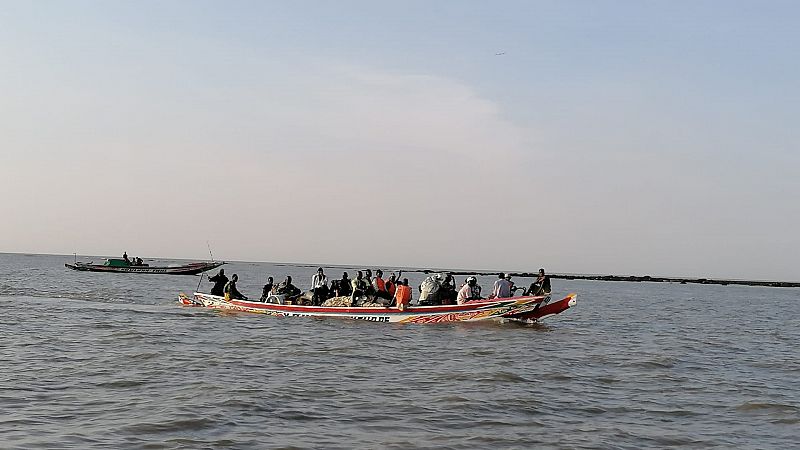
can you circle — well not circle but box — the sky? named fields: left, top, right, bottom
left=1, top=0, right=798, bottom=280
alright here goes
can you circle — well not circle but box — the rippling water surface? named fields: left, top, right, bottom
left=1, top=253, right=799, bottom=448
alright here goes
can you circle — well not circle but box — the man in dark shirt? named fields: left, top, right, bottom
left=275, top=276, right=301, bottom=297
left=224, top=274, right=247, bottom=300
left=260, top=276, right=274, bottom=302
left=208, top=269, right=228, bottom=296
left=528, top=268, right=552, bottom=296
left=332, top=272, right=352, bottom=296
left=439, top=273, right=458, bottom=304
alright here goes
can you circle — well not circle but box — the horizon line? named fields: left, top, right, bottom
left=2, top=251, right=798, bottom=285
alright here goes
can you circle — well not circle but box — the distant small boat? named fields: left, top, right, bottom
left=178, top=292, right=577, bottom=323
left=66, top=258, right=223, bottom=275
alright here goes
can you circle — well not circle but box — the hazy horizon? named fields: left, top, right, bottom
left=4, top=251, right=797, bottom=283
left=2, top=1, right=798, bottom=281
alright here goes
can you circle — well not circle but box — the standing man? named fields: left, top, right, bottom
left=209, top=268, right=228, bottom=296
left=311, top=267, right=329, bottom=305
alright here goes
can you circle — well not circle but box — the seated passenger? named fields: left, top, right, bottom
left=350, top=271, right=370, bottom=306
left=372, top=269, right=390, bottom=300
left=394, top=278, right=412, bottom=311
left=527, top=268, right=552, bottom=296
left=275, top=276, right=301, bottom=297
left=489, top=273, right=513, bottom=299
left=439, top=273, right=458, bottom=305
left=331, top=272, right=352, bottom=297
left=224, top=274, right=248, bottom=301
left=457, top=276, right=483, bottom=304
left=506, top=274, right=523, bottom=295
left=385, top=273, right=401, bottom=299
left=311, top=267, right=329, bottom=305
left=363, top=269, right=376, bottom=296
left=418, top=273, right=443, bottom=306
left=260, top=276, right=274, bottom=302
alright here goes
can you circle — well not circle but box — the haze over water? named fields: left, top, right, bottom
left=3, top=2, right=799, bottom=281
left=2, top=253, right=798, bottom=448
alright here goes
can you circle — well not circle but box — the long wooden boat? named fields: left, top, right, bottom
left=178, top=292, right=577, bottom=323
left=66, top=260, right=224, bottom=275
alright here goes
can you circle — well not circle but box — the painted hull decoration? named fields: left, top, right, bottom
left=66, top=261, right=224, bottom=275
left=502, top=293, right=577, bottom=322
left=178, top=292, right=577, bottom=323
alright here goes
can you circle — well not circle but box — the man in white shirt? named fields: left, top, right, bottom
left=311, top=267, right=328, bottom=305
left=457, top=277, right=483, bottom=304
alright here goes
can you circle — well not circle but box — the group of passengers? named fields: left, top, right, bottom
left=206, top=266, right=551, bottom=309
left=416, top=270, right=551, bottom=305
left=296, top=267, right=413, bottom=309
left=122, top=252, right=144, bottom=266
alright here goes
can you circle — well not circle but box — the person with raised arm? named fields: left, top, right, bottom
left=372, top=269, right=390, bottom=300
left=385, top=272, right=402, bottom=299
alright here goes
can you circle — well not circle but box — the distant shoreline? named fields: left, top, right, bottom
left=413, top=270, right=800, bottom=288
left=3, top=252, right=797, bottom=287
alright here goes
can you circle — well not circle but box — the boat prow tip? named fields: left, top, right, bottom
left=564, top=292, right=577, bottom=307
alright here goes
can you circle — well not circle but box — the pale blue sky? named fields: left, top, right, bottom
left=1, top=1, right=798, bottom=280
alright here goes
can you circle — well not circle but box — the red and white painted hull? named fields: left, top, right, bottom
left=178, top=292, right=577, bottom=324
left=502, top=293, right=578, bottom=322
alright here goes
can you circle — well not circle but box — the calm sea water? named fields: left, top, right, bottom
left=1, top=253, right=798, bottom=449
